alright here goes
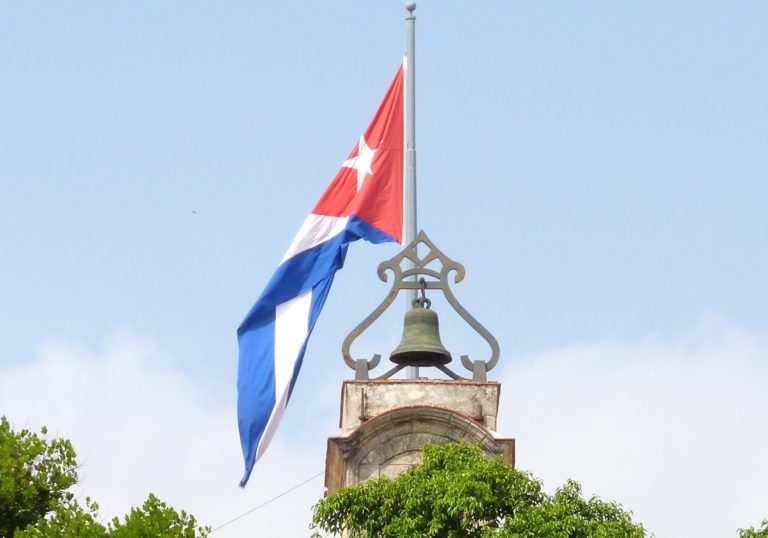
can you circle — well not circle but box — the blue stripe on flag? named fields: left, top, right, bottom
left=237, top=215, right=395, bottom=486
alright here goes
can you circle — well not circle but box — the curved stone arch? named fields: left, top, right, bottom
left=335, top=405, right=511, bottom=487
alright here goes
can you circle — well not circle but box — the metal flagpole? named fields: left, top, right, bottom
left=404, top=1, right=418, bottom=379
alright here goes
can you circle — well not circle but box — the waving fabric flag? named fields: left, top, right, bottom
left=237, top=63, right=404, bottom=487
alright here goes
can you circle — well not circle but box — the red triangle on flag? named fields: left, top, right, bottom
left=312, top=65, right=404, bottom=243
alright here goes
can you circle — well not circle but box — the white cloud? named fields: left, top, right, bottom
left=2, top=319, right=766, bottom=537
left=0, top=331, right=330, bottom=537
left=498, top=318, right=768, bottom=537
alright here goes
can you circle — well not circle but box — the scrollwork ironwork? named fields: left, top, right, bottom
left=341, top=231, right=500, bottom=381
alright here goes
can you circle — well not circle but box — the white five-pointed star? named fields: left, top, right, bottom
left=342, top=136, right=376, bottom=191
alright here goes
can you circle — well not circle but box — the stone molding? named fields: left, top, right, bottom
left=325, top=404, right=515, bottom=494
left=339, top=378, right=503, bottom=433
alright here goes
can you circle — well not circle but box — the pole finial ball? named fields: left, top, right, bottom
left=406, top=1, right=416, bottom=13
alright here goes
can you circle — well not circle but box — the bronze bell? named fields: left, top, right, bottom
left=390, top=298, right=452, bottom=367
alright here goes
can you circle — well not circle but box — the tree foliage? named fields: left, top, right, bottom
left=107, top=494, right=207, bottom=538
left=740, top=520, right=768, bottom=538
left=0, top=417, right=78, bottom=538
left=13, top=497, right=106, bottom=538
left=311, top=442, right=645, bottom=538
left=0, top=416, right=209, bottom=538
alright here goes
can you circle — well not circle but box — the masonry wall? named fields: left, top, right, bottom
left=325, top=379, right=515, bottom=494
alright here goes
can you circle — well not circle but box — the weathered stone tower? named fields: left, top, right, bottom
left=324, top=232, right=514, bottom=494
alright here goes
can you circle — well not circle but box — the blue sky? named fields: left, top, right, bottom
left=1, top=2, right=767, bottom=536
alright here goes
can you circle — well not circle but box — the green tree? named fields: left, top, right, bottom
left=495, top=479, right=644, bottom=538
left=13, top=497, right=106, bottom=538
left=1, top=416, right=209, bottom=538
left=311, top=442, right=646, bottom=538
left=0, top=416, right=79, bottom=537
left=108, top=494, right=207, bottom=538
left=740, top=520, right=768, bottom=538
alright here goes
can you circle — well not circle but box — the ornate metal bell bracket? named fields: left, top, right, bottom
left=341, top=230, right=500, bottom=381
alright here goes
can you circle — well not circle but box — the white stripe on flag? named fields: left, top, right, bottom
left=254, top=288, right=312, bottom=462
left=281, top=214, right=349, bottom=263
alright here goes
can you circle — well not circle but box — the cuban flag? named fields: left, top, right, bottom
left=237, top=63, right=404, bottom=487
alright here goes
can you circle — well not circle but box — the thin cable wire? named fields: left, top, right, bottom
left=209, top=471, right=324, bottom=533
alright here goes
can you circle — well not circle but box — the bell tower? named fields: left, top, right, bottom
left=324, top=232, right=514, bottom=494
